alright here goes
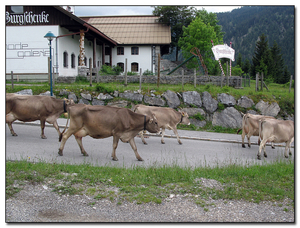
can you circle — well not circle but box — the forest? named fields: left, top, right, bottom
left=216, top=6, right=295, bottom=76
left=160, top=6, right=295, bottom=81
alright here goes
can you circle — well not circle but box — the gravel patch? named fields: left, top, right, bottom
left=6, top=183, right=294, bottom=222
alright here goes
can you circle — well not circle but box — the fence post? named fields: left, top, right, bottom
left=194, top=68, right=196, bottom=88
left=139, top=68, right=142, bottom=92
left=289, top=75, right=293, bottom=93
left=226, top=60, right=229, bottom=86
left=125, top=58, right=128, bottom=86
left=255, top=73, right=259, bottom=92
left=261, top=72, right=263, bottom=91
left=11, top=71, right=14, bottom=90
left=157, top=53, right=160, bottom=88
left=248, top=74, right=250, bottom=87
left=89, top=60, right=92, bottom=87
left=182, top=69, right=184, bottom=90
left=220, top=72, right=223, bottom=88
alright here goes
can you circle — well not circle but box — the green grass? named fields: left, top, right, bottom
left=6, top=160, right=294, bottom=207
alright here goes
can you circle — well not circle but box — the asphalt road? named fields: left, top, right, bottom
left=5, top=120, right=294, bottom=168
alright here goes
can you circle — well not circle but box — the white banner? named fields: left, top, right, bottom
left=212, top=44, right=235, bottom=61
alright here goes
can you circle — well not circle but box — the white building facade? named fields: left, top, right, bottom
left=6, top=6, right=170, bottom=81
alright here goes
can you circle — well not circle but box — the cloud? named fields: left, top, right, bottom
left=74, top=6, right=241, bottom=17
left=74, top=6, right=153, bottom=16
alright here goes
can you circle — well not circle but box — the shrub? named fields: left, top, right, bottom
left=100, top=65, right=123, bottom=75
left=143, top=70, right=154, bottom=76
left=95, top=84, right=115, bottom=94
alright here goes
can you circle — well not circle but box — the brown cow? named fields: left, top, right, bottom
left=58, top=104, right=159, bottom=161
left=257, top=119, right=294, bottom=160
left=6, top=93, right=74, bottom=139
left=237, top=113, right=275, bottom=148
left=134, top=104, right=190, bottom=145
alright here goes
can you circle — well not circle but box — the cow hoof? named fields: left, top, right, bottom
left=271, top=146, right=275, bottom=149
left=285, top=155, right=289, bottom=158
left=264, top=154, right=267, bottom=158
left=178, top=141, right=182, bottom=145
left=161, top=141, right=165, bottom=144
left=257, top=155, right=261, bottom=160
left=137, top=158, right=144, bottom=161
left=112, top=157, right=119, bottom=161
left=143, top=142, right=148, bottom=145
left=12, top=133, right=18, bottom=136
left=58, top=150, right=63, bottom=156
left=82, top=153, right=89, bottom=157
left=242, top=144, right=245, bottom=148
left=248, top=145, right=251, bottom=148
left=41, top=135, right=47, bottom=139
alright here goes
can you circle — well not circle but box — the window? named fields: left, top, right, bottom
left=71, top=53, right=75, bottom=68
left=63, top=51, right=68, bottom=68
left=117, top=47, right=124, bottom=55
left=131, top=47, right=139, bottom=55
left=11, top=6, right=23, bottom=14
left=117, top=62, right=124, bottom=72
left=105, top=47, right=111, bottom=55
left=131, top=62, right=138, bottom=72
left=89, top=58, right=92, bottom=68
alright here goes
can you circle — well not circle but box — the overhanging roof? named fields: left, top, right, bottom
left=54, top=6, right=117, bottom=46
left=80, top=15, right=171, bottom=45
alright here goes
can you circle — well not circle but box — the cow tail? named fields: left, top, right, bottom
left=133, top=104, right=140, bottom=113
left=237, top=128, right=242, bottom=134
left=59, top=111, right=70, bottom=142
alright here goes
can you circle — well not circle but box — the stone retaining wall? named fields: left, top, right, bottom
left=56, top=75, right=242, bottom=87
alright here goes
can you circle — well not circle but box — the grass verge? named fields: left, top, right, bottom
left=6, top=160, right=294, bottom=208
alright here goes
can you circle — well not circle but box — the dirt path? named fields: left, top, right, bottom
left=6, top=183, right=294, bottom=222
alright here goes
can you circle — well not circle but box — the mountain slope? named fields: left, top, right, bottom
left=216, top=6, right=295, bottom=76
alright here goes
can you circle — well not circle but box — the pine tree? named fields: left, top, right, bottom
left=251, top=34, right=271, bottom=79
left=242, top=59, right=251, bottom=74
left=269, top=41, right=285, bottom=83
left=282, top=65, right=291, bottom=84
left=237, top=53, right=243, bottom=68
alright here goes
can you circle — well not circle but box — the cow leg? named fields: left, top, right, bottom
left=58, top=130, right=74, bottom=156
left=75, top=136, right=89, bottom=156
left=263, top=144, right=267, bottom=158
left=161, top=128, right=165, bottom=144
left=129, top=138, right=143, bottom=161
left=271, top=142, right=275, bottom=149
left=111, top=136, right=120, bottom=161
left=40, top=120, right=47, bottom=139
left=172, top=128, right=182, bottom=145
left=246, top=134, right=251, bottom=148
left=288, top=137, right=294, bottom=156
left=7, top=122, right=17, bottom=136
left=241, top=129, right=246, bottom=148
left=6, top=113, right=17, bottom=136
left=257, top=139, right=267, bottom=160
left=139, top=131, right=148, bottom=145
left=52, top=121, right=61, bottom=138
left=284, top=142, right=290, bottom=158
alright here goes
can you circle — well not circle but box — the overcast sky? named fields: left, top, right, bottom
left=74, top=6, right=241, bottom=17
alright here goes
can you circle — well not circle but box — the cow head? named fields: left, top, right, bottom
left=145, top=113, right=160, bottom=133
left=64, top=98, right=75, bottom=105
left=179, top=111, right=190, bottom=125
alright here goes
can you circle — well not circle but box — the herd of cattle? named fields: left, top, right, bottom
left=6, top=93, right=294, bottom=161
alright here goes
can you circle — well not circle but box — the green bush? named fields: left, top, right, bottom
left=100, top=65, right=123, bottom=75
left=127, top=71, right=138, bottom=76
left=95, top=84, right=114, bottom=94
left=143, top=69, right=154, bottom=76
